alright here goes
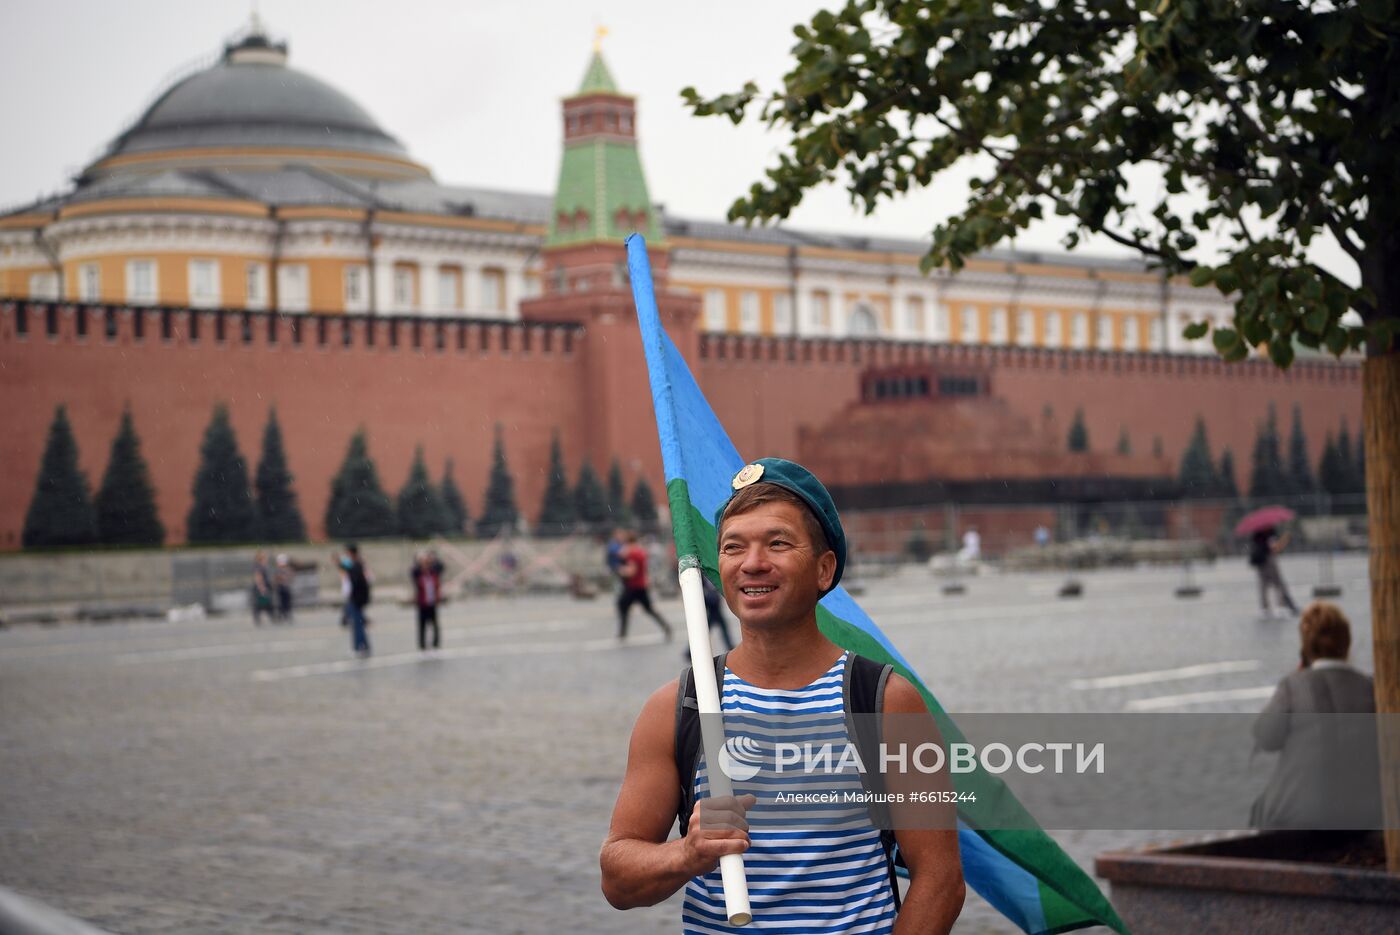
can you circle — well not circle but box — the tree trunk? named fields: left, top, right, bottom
left=1363, top=352, right=1400, bottom=872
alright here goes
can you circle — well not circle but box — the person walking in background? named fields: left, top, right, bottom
left=605, top=528, right=626, bottom=586
left=274, top=553, right=294, bottom=623
left=411, top=550, right=444, bottom=651
left=681, top=574, right=735, bottom=662
left=340, top=544, right=373, bottom=658
left=1249, top=526, right=1298, bottom=618
left=616, top=530, right=672, bottom=642
left=251, top=551, right=274, bottom=626
left=1251, top=602, right=1379, bottom=829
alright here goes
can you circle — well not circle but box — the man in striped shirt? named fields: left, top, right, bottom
left=601, top=459, right=964, bottom=932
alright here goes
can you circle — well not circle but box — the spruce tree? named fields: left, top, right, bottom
left=439, top=458, right=469, bottom=537
left=574, top=460, right=609, bottom=531
left=22, top=404, right=98, bottom=547
left=535, top=431, right=576, bottom=538
left=1152, top=436, right=1163, bottom=458
left=324, top=428, right=396, bottom=539
left=630, top=476, right=660, bottom=534
left=607, top=458, right=633, bottom=526
left=186, top=404, right=259, bottom=544
left=254, top=408, right=306, bottom=543
left=1066, top=408, right=1089, bottom=452
left=1286, top=404, right=1315, bottom=496
left=1218, top=448, right=1239, bottom=500
left=1248, top=404, right=1288, bottom=500
left=476, top=424, right=519, bottom=538
left=1318, top=434, right=1346, bottom=497
left=1337, top=420, right=1364, bottom=496
left=95, top=408, right=164, bottom=546
left=1116, top=428, right=1131, bottom=456
left=397, top=445, right=446, bottom=539
left=1178, top=417, right=1218, bottom=499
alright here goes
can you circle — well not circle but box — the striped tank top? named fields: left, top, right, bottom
left=681, top=651, right=897, bottom=934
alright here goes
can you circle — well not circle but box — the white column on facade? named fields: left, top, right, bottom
left=374, top=257, right=396, bottom=313
left=504, top=266, right=522, bottom=320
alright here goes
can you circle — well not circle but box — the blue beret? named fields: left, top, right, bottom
left=715, top=457, right=846, bottom=594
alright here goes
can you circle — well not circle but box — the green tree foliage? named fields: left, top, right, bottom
left=476, top=424, right=519, bottom=538
left=1286, top=404, right=1316, bottom=496
left=607, top=458, right=632, bottom=526
left=254, top=408, right=306, bottom=543
left=1249, top=405, right=1289, bottom=500
left=397, top=446, right=446, bottom=539
left=1116, top=428, right=1131, bottom=456
left=95, top=408, right=164, bottom=546
left=1066, top=408, right=1089, bottom=453
left=574, top=460, right=609, bottom=530
left=325, top=428, right=396, bottom=540
left=630, top=476, right=660, bottom=534
left=1218, top=448, right=1240, bottom=500
left=22, top=404, right=98, bottom=547
left=186, top=404, right=259, bottom=544
left=1178, top=417, right=1219, bottom=499
left=535, top=431, right=577, bottom=538
left=439, top=458, right=469, bottom=536
left=685, top=0, right=1397, bottom=363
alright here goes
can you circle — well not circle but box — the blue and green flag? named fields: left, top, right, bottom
left=626, top=234, right=1128, bottom=935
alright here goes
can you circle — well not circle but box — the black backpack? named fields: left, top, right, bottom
left=674, top=651, right=905, bottom=910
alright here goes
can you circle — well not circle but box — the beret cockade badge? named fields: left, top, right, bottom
left=731, top=463, right=765, bottom=490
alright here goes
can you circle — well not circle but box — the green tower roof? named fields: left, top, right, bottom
left=576, top=51, right=618, bottom=95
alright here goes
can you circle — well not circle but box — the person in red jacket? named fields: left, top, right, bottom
left=616, top=530, right=673, bottom=643
left=411, top=550, right=444, bottom=651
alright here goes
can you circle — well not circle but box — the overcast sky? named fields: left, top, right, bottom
left=1, top=0, right=1354, bottom=280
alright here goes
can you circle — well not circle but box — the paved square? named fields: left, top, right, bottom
left=0, top=553, right=1373, bottom=933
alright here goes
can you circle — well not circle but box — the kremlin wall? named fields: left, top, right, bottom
left=0, top=25, right=1363, bottom=550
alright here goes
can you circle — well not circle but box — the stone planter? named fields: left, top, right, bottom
left=1095, top=831, right=1398, bottom=934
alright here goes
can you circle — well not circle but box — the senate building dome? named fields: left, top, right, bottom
left=84, top=29, right=426, bottom=181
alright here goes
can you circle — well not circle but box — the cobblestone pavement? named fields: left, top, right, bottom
left=0, top=553, right=1373, bottom=934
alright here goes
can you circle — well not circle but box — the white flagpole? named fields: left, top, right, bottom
left=677, top=558, right=751, bottom=926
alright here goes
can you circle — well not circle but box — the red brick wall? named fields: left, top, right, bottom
left=1, top=304, right=1365, bottom=551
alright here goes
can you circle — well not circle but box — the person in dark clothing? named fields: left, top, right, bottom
left=274, top=553, right=295, bottom=623
left=340, top=544, right=372, bottom=658
left=251, top=551, right=274, bottom=625
left=701, top=574, right=735, bottom=651
left=616, top=531, right=673, bottom=642
left=1249, top=527, right=1298, bottom=618
left=411, top=550, right=444, bottom=651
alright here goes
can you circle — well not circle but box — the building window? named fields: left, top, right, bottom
left=904, top=296, right=925, bottom=336
left=245, top=263, right=268, bottom=310
left=189, top=259, right=220, bottom=308
left=126, top=260, right=157, bottom=305
left=958, top=305, right=978, bottom=343
left=849, top=303, right=879, bottom=337
left=1123, top=315, right=1139, bottom=349
left=1044, top=310, right=1062, bottom=347
left=740, top=291, right=760, bottom=334
left=480, top=267, right=505, bottom=313
left=989, top=307, right=1008, bottom=345
left=78, top=264, right=100, bottom=302
left=1016, top=309, right=1035, bottom=346
left=931, top=303, right=950, bottom=341
left=437, top=267, right=462, bottom=311
left=704, top=289, right=726, bottom=330
left=393, top=266, right=418, bottom=310
left=278, top=264, right=308, bottom=312
left=808, top=290, right=830, bottom=332
left=28, top=271, right=60, bottom=300
left=344, top=265, right=369, bottom=312
left=1071, top=312, right=1088, bottom=349
left=773, top=292, right=793, bottom=333
left=1096, top=314, right=1113, bottom=348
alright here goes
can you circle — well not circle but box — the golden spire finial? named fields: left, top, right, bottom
left=593, top=24, right=608, bottom=52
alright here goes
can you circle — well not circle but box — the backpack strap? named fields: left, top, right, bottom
left=674, top=652, right=728, bottom=837
left=844, top=653, right=902, bottom=911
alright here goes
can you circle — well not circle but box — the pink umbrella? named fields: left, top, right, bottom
left=1234, top=506, right=1296, bottom=537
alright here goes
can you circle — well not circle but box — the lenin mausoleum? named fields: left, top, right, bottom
left=0, top=24, right=1363, bottom=550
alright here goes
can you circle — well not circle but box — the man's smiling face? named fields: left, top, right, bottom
left=718, top=499, right=836, bottom=630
